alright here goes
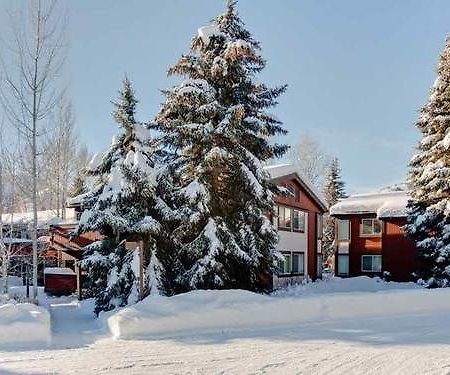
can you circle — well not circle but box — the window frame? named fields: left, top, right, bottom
left=316, top=213, right=323, bottom=239
left=317, top=253, right=323, bottom=277
left=291, top=251, right=305, bottom=275
left=337, top=219, right=350, bottom=241
left=277, top=251, right=305, bottom=276
left=360, top=218, right=383, bottom=237
left=361, top=255, right=382, bottom=273
left=292, top=209, right=306, bottom=233
left=277, top=206, right=292, bottom=231
left=278, top=252, right=292, bottom=275
left=337, top=254, right=349, bottom=276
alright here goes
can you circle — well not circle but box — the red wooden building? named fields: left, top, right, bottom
left=265, top=165, right=328, bottom=287
left=330, top=190, right=418, bottom=281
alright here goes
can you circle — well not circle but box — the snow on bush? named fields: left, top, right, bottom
left=105, top=278, right=450, bottom=340
left=272, top=276, right=418, bottom=297
left=0, top=300, right=50, bottom=348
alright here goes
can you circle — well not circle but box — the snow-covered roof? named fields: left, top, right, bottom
left=66, top=193, right=87, bottom=207
left=264, top=164, right=327, bottom=211
left=44, top=267, right=76, bottom=275
left=1, top=209, right=77, bottom=229
left=1, top=238, right=32, bottom=245
left=330, top=190, right=410, bottom=219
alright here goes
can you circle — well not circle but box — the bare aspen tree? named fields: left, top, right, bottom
left=0, top=0, right=66, bottom=302
left=44, top=100, right=77, bottom=219
left=0, top=125, right=21, bottom=294
left=288, top=131, right=330, bottom=190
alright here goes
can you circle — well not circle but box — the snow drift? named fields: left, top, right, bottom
left=0, top=301, right=51, bottom=348
left=105, top=278, right=450, bottom=340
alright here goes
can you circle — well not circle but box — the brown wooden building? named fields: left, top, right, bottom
left=330, top=190, right=418, bottom=282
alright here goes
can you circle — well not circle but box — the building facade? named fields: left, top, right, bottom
left=330, top=190, right=418, bottom=282
left=266, top=165, right=327, bottom=288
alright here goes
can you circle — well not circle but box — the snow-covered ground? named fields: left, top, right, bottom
left=0, top=277, right=449, bottom=374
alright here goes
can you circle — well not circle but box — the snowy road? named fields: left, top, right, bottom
left=1, top=312, right=450, bottom=374
left=2, top=280, right=450, bottom=374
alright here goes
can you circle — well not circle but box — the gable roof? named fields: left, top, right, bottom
left=264, top=164, right=327, bottom=212
left=330, top=190, right=410, bottom=219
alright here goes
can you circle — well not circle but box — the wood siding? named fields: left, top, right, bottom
left=335, top=215, right=417, bottom=281
left=382, top=218, right=418, bottom=281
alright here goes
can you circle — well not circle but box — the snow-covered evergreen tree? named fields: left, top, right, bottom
left=322, top=158, right=346, bottom=260
left=74, top=78, right=164, bottom=313
left=406, top=39, right=450, bottom=288
left=155, top=0, right=287, bottom=292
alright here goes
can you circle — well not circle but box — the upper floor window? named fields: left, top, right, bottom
left=337, top=219, right=350, bottom=241
left=293, top=209, right=305, bottom=232
left=360, top=219, right=382, bottom=237
left=278, top=206, right=292, bottom=230
left=316, top=214, right=323, bottom=239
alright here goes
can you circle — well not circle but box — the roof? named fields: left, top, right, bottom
left=1, top=209, right=77, bottom=229
left=264, top=164, right=327, bottom=211
left=330, top=190, right=410, bottom=219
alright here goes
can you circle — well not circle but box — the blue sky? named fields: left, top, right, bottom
left=2, top=1, right=450, bottom=193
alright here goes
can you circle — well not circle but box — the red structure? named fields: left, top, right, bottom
left=44, top=268, right=77, bottom=295
left=330, top=190, right=418, bottom=281
left=266, top=165, right=328, bottom=286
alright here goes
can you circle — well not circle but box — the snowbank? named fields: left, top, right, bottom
left=105, top=279, right=450, bottom=340
left=0, top=301, right=50, bottom=348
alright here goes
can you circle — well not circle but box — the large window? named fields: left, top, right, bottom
left=337, top=255, right=349, bottom=276
left=278, top=206, right=292, bottom=230
left=337, top=220, right=350, bottom=241
left=361, top=255, right=382, bottom=272
left=278, top=251, right=304, bottom=275
left=360, top=219, right=382, bottom=236
left=293, top=210, right=306, bottom=232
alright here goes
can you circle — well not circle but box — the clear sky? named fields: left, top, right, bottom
left=2, top=0, right=450, bottom=193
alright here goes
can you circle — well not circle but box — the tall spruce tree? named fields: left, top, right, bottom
left=405, top=39, right=450, bottom=288
left=155, top=0, right=287, bottom=292
left=74, top=78, right=164, bottom=313
left=322, top=158, right=346, bottom=260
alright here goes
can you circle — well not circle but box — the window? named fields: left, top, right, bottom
left=337, top=219, right=350, bottom=241
left=278, top=253, right=292, bottom=274
left=278, top=251, right=304, bottom=275
left=286, top=184, right=295, bottom=197
left=361, top=255, right=382, bottom=272
left=292, top=252, right=305, bottom=274
left=317, top=254, right=323, bottom=277
left=278, top=206, right=292, bottom=230
left=293, top=210, right=305, bottom=232
left=316, top=214, right=323, bottom=239
left=360, top=219, right=382, bottom=236
left=337, top=255, right=349, bottom=276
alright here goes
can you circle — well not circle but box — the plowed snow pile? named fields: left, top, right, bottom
left=105, top=278, right=450, bottom=340
left=0, top=300, right=50, bottom=348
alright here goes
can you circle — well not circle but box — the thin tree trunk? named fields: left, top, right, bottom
left=31, top=0, right=42, bottom=303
